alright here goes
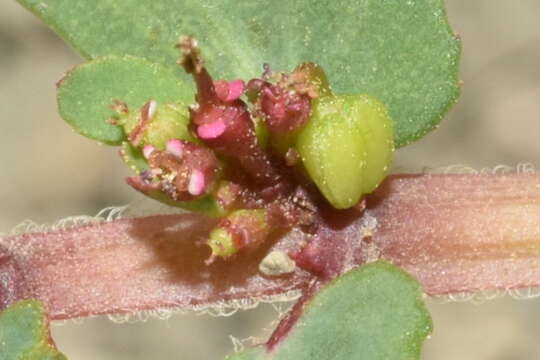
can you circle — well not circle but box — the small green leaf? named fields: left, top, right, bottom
left=20, top=0, right=460, bottom=146
left=228, top=262, right=432, bottom=360
left=0, top=300, right=67, bottom=360
left=57, top=56, right=193, bottom=144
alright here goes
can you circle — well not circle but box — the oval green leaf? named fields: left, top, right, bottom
left=0, top=299, right=67, bottom=360
left=20, top=0, right=460, bottom=146
left=227, top=262, right=432, bottom=360
left=57, top=56, right=193, bottom=144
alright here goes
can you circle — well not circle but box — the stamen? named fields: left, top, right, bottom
left=147, top=100, right=158, bottom=120
left=215, top=80, right=245, bottom=102
left=197, top=119, right=227, bottom=139
left=128, top=101, right=154, bottom=146
left=188, top=169, right=206, bottom=196
left=165, top=139, right=184, bottom=158
left=142, top=144, right=156, bottom=159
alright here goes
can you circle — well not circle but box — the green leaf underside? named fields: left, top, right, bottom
left=20, top=0, right=460, bottom=146
left=57, top=56, right=193, bottom=144
left=0, top=300, right=67, bottom=360
left=228, top=262, right=432, bottom=360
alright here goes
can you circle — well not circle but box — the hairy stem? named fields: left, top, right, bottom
left=0, top=173, right=539, bottom=320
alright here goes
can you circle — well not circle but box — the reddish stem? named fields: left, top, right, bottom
left=0, top=173, right=539, bottom=321
left=266, top=279, right=323, bottom=351
left=368, top=172, right=540, bottom=295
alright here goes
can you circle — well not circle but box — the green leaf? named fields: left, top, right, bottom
left=57, top=56, right=193, bottom=144
left=228, top=262, right=432, bottom=360
left=0, top=300, right=67, bottom=360
left=20, top=0, right=460, bottom=146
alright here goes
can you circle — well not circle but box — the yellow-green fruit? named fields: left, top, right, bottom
left=296, top=94, right=394, bottom=209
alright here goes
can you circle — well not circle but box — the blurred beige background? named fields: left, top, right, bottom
left=1, top=1, right=540, bottom=359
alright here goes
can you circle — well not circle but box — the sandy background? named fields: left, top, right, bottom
left=1, top=1, right=540, bottom=359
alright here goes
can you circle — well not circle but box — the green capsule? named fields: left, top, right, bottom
left=207, top=209, right=270, bottom=259
left=117, top=101, right=198, bottom=149
left=296, top=94, right=394, bottom=209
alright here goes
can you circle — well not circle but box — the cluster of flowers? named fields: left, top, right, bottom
left=111, top=37, right=394, bottom=267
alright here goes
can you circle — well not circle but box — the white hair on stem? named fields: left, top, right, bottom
left=424, top=162, right=536, bottom=175
left=2, top=163, right=538, bottom=323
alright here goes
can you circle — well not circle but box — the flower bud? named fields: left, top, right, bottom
left=124, top=139, right=225, bottom=216
left=145, top=140, right=219, bottom=199
left=207, top=209, right=270, bottom=260
left=248, top=62, right=330, bottom=137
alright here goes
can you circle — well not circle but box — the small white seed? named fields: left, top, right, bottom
left=259, top=250, right=296, bottom=276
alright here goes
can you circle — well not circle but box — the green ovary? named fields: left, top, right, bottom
left=145, top=103, right=197, bottom=148
left=296, top=94, right=394, bottom=209
left=120, top=102, right=198, bottom=149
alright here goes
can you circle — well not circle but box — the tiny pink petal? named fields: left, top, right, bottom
left=225, top=80, right=245, bottom=101
left=142, top=145, right=155, bottom=159
left=214, top=80, right=229, bottom=102
left=288, top=103, right=303, bottom=111
left=166, top=139, right=184, bottom=158
left=188, top=169, right=205, bottom=196
left=214, top=80, right=245, bottom=102
left=197, top=119, right=226, bottom=139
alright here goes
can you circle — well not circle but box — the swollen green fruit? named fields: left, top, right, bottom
left=296, top=94, right=394, bottom=209
left=117, top=100, right=198, bottom=149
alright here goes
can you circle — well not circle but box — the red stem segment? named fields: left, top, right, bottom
left=368, top=172, right=540, bottom=295
left=0, top=173, right=539, bottom=320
